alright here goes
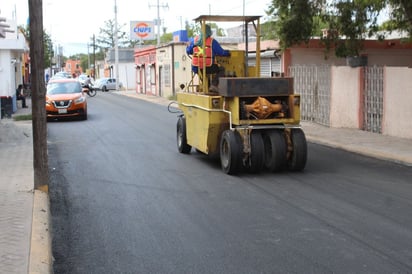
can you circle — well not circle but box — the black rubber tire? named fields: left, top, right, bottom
left=263, top=130, right=287, bottom=172
left=88, top=89, right=96, bottom=97
left=177, top=116, right=191, bottom=154
left=247, top=131, right=265, bottom=173
left=288, top=128, right=307, bottom=171
left=102, top=86, right=108, bottom=92
left=220, top=130, right=243, bottom=175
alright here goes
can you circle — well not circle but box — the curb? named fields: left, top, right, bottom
left=29, top=190, right=53, bottom=274
left=306, top=135, right=412, bottom=167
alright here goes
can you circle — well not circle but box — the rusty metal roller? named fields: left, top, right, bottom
left=244, top=96, right=283, bottom=119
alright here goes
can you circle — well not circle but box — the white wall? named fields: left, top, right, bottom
left=0, top=50, right=14, bottom=96
left=362, top=49, right=412, bottom=67
left=173, top=45, right=193, bottom=93
left=119, top=63, right=136, bottom=90
left=291, top=47, right=412, bottom=68
left=328, top=66, right=412, bottom=139
left=291, top=48, right=347, bottom=66
left=0, top=21, right=27, bottom=97
left=156, top=46, right=173, bottom=97
left=156, top=43, right=193, bottom=98
left=330, top=66, right=360, bottom=128
left=383, top=67, right=412, bottom=139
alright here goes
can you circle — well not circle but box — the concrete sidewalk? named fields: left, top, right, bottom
left=0, top=92, right=411, bottom=274
left=0, top=97, right=52, bottom=274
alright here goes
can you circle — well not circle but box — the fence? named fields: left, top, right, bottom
left=363, top=66, right=384, bottom=133
left=289, top=65, right=331, bottom=126
left=290, top=65, right=384, bottom=134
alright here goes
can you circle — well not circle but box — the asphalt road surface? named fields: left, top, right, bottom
left=48, top=92, right=412, bottom=274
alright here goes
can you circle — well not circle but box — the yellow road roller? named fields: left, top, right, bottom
left=176, top=15, right=307, bottom=174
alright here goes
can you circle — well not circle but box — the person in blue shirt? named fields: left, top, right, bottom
left=186, top=24, right=230, bottom=92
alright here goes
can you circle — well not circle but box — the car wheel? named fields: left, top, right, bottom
left=102, top=86, right=107, bottom=92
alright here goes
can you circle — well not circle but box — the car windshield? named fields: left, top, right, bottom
left=47, top=82, right=82, bottom=95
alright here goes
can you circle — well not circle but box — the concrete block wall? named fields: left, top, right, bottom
left=330, top=67, right=360, bottom=129
left=383, top=67, right=412, bottom=139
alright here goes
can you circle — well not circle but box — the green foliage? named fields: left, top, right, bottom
left=267, top=0, right=410, bottom=58
left=322, top=0, right=385, bottom=57
left=44, top=32, right=53, bottom=68
left=185, top=20, right=196, bottom=38
left=383, top=0, right=412, bottom=36
left=80, top=54, right=89, bottom=72
left=268, top=0, right=317, bottom=49
left=161, top=33, right=173, bottom=43
left=13, top=114, right=32, bottom=121
left=19, top=25, right=54, bottom=67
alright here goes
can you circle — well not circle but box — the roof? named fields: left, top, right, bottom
left=193, top=15, right=261, bottom=23
left=48, top=78, right=77, bottom=83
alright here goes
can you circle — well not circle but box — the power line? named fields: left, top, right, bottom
left=148, top=0, right=169, bottom=45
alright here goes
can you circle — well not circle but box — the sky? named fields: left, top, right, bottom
left=2, top=0, right=271, bottom=56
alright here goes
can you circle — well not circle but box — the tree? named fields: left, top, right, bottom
left=323, top=0, right=385, bottom=57
left=95, top=19, right=128, bottom=50
left=267, top=0, right=319, bottom=49
left=261, top=21, right=279, bottom=40
left=44, top=32, right=54, bottom=68
left=19, top=25, right=54, bottom=68
left=267, top=0, right=411, bottom=58
left=67, top=53, right=88, bottom=73
left=382, top=0, right=412, bottom=37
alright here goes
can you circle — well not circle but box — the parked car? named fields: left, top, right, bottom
left=50, top=71, right=72, bottom=80
left=93, top=77, right=122, bottom=92
left=77, top=74, right=89, bottom=85
left=45, top=78, right=87, bottom=121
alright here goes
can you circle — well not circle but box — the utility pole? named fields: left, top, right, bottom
left=93, top=34, right=96, bottom=79
left=87, top=43, right=90, bottom=69
left=114, top=0, right=119, bottom=90
left=149, top=0, right=169, bottom=45
left=29, top=0, right=49, bottom=191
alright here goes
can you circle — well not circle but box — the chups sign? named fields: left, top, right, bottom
left=130, top=21, right=155, bottom=40
left=134, top=23, right=151, bottom=38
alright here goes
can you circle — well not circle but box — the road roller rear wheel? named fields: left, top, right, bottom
left=220, top=130, right=243, bottom=175
left=263, top=130, right=287, bottom=172
left=288, top=128, right=307, bottom=171
left=247, top=131, right=265, bottom=173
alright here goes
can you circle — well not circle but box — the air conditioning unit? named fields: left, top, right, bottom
left=346, top=56, right=368, bottom=67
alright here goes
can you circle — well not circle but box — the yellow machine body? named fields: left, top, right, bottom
left=177, top=93, right=229, bottom=156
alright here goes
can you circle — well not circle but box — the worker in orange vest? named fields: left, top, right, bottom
left=186, top=24, right=230, bottom=92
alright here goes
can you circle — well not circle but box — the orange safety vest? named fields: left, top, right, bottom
left=192, top=37, right=213, bottom=69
